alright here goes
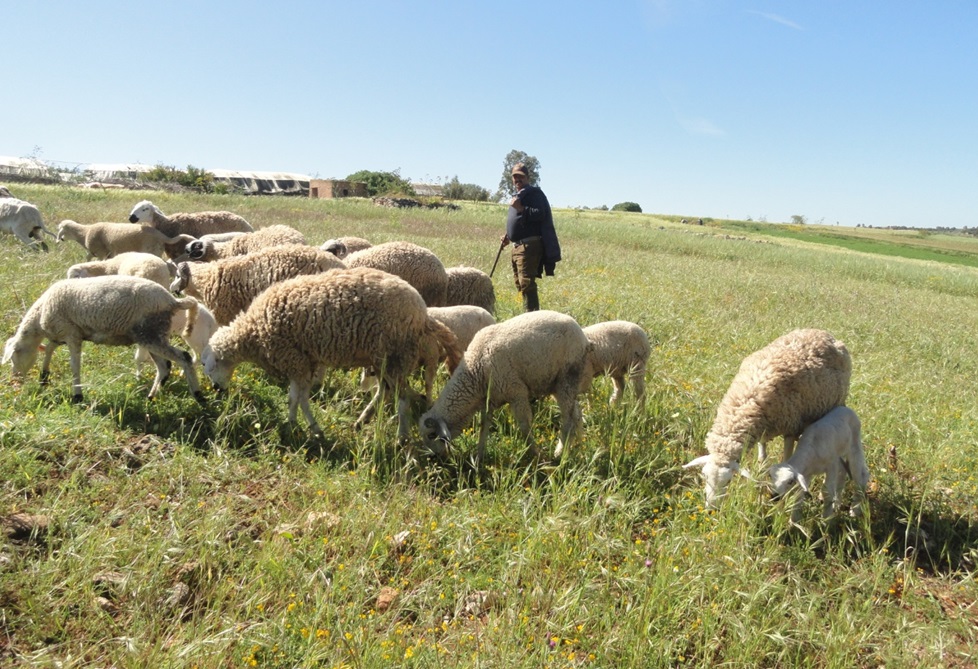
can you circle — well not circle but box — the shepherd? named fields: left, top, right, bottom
left=498, top=162, right=560, bottom=312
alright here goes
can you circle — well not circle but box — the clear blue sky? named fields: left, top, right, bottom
left=4, top=2, right=976, bottom=228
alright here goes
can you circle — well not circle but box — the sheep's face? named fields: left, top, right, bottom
left=55, top=222, right=70, bottom=242
left=684, top=455, right=735, bottom=508
left=128, top=201, right=154, bottom=224
left=419, top=414, right=451, bottom=458
left=3, top=337, right=38, bottom=376
left=201, top=345, right=234, bottom=391
left=769, top=464, right=799, bottom=498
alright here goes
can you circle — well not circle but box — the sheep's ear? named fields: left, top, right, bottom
left=188, top=241, right=205, bottom=260
left=796, top=473, right=810, bottom=494
left=683, top=455, right=711, bottom=470
left=422, top=416, right=452, bottom=443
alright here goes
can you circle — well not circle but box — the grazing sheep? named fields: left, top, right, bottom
left=184, top=224, right=307, bottom=262
left=202, top=267, right=460, bottom=440
left=769, top=406, right=869, bottom=522
left=56, top=219, right=184, bottom=260
left=419, top=310, right=590, bottom=463
left=170, top=243, right=346, bottom=325
left=3, top=276, right=203, bottom=402
left=128, top=199, right=253, bottom=238
left=66, top=251, right=174, bottom=286
left=445, top=266, right=496, bottom=315
left=684, top=328, right=852, bottom=508
left=321, top=236, right=373, bottom=260
left=362, top=304, right=495, bottom=400
left=344, top=241, right=448, bottom=306
left=0, top=197, right=56, bottom=251
left=580, top=320, right=650, bottom=404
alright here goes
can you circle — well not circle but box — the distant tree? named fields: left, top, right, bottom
left=612, top=201, right=642, bottom=213
left=495, top=150, right=541, bottom=201
left=346, top=169, right=415, bottom=197
left=443, top=176, right=490, bottom=202
left=144, top=164, right=224, bottom=193
left=791, top=214, right=807, bottom=225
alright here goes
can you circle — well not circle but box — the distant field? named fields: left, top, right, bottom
left=2, top=185, right=976, bottom=668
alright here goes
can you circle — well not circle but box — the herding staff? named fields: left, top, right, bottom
left=488, top=239, right=506, bottom=278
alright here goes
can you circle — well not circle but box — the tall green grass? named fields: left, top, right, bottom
left=1, top=185, right=976, bottom=667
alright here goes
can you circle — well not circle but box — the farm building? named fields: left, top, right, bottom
left=309, top=179, right=368, bottom=199
left=210, top=169, right=311, bottom=196
left=83, top=163, right=155, bottom=181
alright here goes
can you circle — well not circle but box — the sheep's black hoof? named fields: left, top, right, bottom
left=71, top=393, right=84, bottom=404
left=39, top=371, right=50, bottom=386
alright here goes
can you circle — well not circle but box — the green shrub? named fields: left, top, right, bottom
left=612, top=201, right=642, bottom=213
left=346, top=169, right=416, bottom=197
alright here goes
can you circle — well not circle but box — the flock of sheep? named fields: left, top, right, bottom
left=0, top=189, right=870, bottom=523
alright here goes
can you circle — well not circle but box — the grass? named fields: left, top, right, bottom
left=2, top=184, right=977, bottom=667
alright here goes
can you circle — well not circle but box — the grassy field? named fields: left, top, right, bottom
left=2, top=185, right=977, bottom=667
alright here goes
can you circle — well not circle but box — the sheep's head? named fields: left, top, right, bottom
left=3, top=336, right=38, bottom=377
left=55, top=220, right=74, bottom=242
left=128, top=200, right=156, bottom=224
left=170, top=262, right=191, bottom=294
left=683, top=454, right=738, bottom=508
left=201, top=343, right=234, bottom=392
left=769, top=463, right=809, bottom=497
left=419, top=413, right=452, bottom=458
left=321, top=239, right=348, bottom=260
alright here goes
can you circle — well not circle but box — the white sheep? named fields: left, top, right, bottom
left=769, top=405, right=869, bottom=522
left=683, top=328, right=852, bottom=508
left=344, top=241, right=448, bottom=306
left=362, top=304, right=494, bottom=400
left=3, top=275, right=203, bottom=402
left=321, top=236, right=373, bottom=260
left=128, top=199, right=253, bottom=238
left=0, top=197, right=56, bottom=251
left=419, top=310, right=590, bottom=463
left=56, top=219, right=188, bottom=260
left=201, top=267, right=460, bottom=440
left=445, top=266, right=496, bottom=315
left=66, top=251, right=174, bottom=286
left=170, top=243, right=346, bottom=325
left=184, top=224, right=307, bottom=262
left=580, top=320, right=650, bottom=404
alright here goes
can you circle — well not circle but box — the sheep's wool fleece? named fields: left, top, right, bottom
left=707, top=328, right=851, bottom=464
left=209, top=268, right=428, bottom=381
left=187, top=244, right=345, bottom=324
left=22, top=276, right=183, bottom=343
left=345, top=241, right=448, bottom=307
left=429, top=310, right=589, bottom=434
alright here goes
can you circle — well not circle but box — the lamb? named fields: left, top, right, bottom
left=169, top=243, right=347, bottom=326
left=769, top=406, right=869, bottom=522
left=683, top=328, right=852, bottom=508
left=128, top=199, right=253, bottom=238
left=201, top=267, right=460, bottom=440
left=362, top=304, right=495, bottom=400
left=321, top=236, right=373, bottom=260
left=56, top=219, right=186, bottom=260
left=184, top=224, right=307, bottom=262
left=580, top=320, right=650, bottom=404
left=3, top=275, right=203, bottom=402
left=343, top=241, right=448, bottom=306
left=0, top=197, right=56, bottom=251
left=445, top=266, right=496, bottom=315
left=419, top=310, right=590, bottom=463
left=66, top=251, right=174, bottom=286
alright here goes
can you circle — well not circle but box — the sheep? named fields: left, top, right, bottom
left=321, top=236, right=373, bottom=260
left=580, top=320, right=650, bottom=405
left=169, top=243, right=347, bottom=326
left=0, top=197, right=56, bottom=251
left=445, top=266, right=496, bottom=315
left=344, top=241, right=448, bottom=306
left=56, top=219, right=186, bottom=260
left=184, top=224, right=307, bottom=262
left=66, top=251, right=174, bottom=286
left=683, top=328, right=852, bottom=508
left=201, top=267, right=460, bottom=440
left=3, top=275, right=203, bottom=402
left=362, top=304, right=495, bottom=400
left=419, top=310, right=590, bottom=464
left=128, top=199, right=253, bottom=238
left=0, top=185, right=14, bottom=198
left=769, top=406, right=869, bottom=522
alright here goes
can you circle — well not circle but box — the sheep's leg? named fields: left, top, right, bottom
left=476, top=406, right=492, bottom=464
left=140, top=342, right=201, bottom=400
left=133, top=346, right=153, bottom=376
left=822, top=468, right=842, bottom=518
left=67, top=340, right=83, bottom=402
left=553, top=388, right=582, bottom=460
left=289, top=379, right=322, bottom=435
left=147, top=352, right=171, bottom=398
left=355, top=383, right=383, bottom=429
left=507, top=395, right=538, bottom=459
left=39, top=341, right=59, bottom=386
left=629, top=363, right=646, bottom=404
left=609, top=374, right=625, bottom=404
left=757, top=440, right=768, bottom=463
